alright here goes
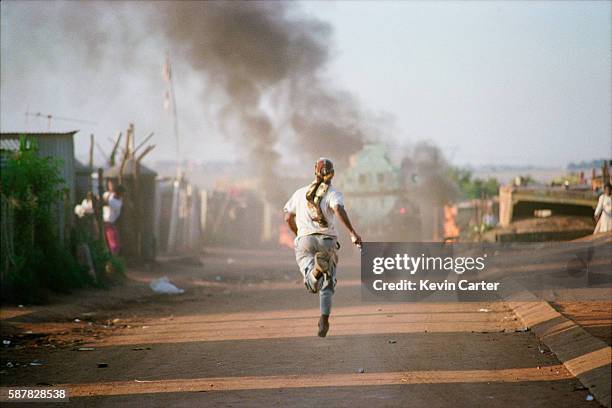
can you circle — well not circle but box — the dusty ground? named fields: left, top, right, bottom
left=0, top=246, right=604, bottom=407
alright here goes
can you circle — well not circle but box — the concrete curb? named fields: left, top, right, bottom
left=502, top=279, right=611, bottom=407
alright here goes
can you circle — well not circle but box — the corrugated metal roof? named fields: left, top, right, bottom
left=1, top=131, right=79, bottom=138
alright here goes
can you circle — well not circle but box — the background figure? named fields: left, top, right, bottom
left=74, top=191, right=99, bottom=240
left=594, top=182, right=612, bottom=234
left=104, top=184, right=125, bottom=255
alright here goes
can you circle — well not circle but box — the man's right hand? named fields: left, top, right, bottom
left=334, top=205, right=362, bottom=246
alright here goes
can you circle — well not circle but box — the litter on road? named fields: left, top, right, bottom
left=150, top=277, right=185, bottom=294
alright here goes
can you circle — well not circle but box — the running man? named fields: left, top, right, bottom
left=284, top=158, right=362, bottom=337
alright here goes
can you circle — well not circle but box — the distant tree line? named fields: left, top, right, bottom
left=448, top=167, right=500, bottom=200
left=567, top=159, right=610, bottom=170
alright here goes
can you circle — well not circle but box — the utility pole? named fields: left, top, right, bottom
left=163, top=51, right=181, bottom=166
left=89, top=134, right=94, bottom=171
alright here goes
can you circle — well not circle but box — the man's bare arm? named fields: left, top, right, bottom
left=334, top=205, right=362, bottom=245
left=285, top=212, right=298, bottom=236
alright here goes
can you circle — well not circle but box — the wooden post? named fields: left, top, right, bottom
left=96, top=167, right=108, bottom=258
left=88, top=134, right=95, bottom=194
left=134, top=132, right=154, bottom=155
left=168, top=178, right=180, bottom=253
left=136, top=145, right=155, bottom=163
left=134, top=145, right=155, bottom=259
left=89, top=134, right=94, bottom=173
left=118, top=126, right=131, bottom=185
left=109, top=132, right=122, bottom=167
left=128, top=123, right=135, bottom=157
left=134, top=158, right=142, bottom=258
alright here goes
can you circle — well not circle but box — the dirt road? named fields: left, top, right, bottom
left=0, top=247, right=600, bottom=407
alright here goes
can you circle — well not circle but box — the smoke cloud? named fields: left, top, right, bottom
left=155, top=1, right=368, bottom=202
left=3, top=1, right=371, bottom=200
left=398, top=141, right=461, bottom=239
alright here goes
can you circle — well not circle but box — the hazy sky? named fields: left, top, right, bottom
left=1, top=1, right=610, bottom=168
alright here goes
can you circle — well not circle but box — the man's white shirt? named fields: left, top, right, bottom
left=283, top=185, right=344, bottom=238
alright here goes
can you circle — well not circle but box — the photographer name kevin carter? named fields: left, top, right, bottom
left=372, top=279, right=501, bottom=291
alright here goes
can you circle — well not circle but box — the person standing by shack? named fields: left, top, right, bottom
left=594, top=182, right=612, bottom=234
left=103, top=183, right=125, bottom=255
left=284, top=158, right=362, bottom=337
left=74, top=191, right=97, bottom=237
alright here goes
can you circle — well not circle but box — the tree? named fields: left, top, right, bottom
left=448, top=167, right=500, bottom=200
left=1, top=137, right=88, bottom=303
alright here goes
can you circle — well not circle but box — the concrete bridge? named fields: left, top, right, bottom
left=499, top=186, right=599, bottom=227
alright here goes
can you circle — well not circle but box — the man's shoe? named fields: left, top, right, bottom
left=318, top=315, right=330, bottom=337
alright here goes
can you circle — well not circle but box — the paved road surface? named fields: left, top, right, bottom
left=0, top=247, right=598, bottom=407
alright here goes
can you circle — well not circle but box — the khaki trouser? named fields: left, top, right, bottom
left=295, top=234, right=338, bottom=315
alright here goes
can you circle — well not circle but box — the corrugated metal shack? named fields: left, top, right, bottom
left=154, top=176, right=204, bottom=254
left=75, top=159, right=93, bottom=200
left=1, top=131, right=78, bottom=242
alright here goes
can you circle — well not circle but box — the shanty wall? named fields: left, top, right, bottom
left=33, top=133, right=76, bottom=243
left=34, top=134, right=76, bottom=204
left=154, top=178, right=203, bottom=254
left=0, top=132, right=77, bottom=243
left=75, top=161, right=93, bottom=201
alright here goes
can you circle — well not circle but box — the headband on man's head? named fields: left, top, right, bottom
left=315, top=158, right=334, bottom=178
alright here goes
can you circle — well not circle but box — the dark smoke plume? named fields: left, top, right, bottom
left=155, top=2, right=367, bottom=202
left=5, top=1, right=385, bottom=203
left=401, top=142, right=460, bottom=204
left=399, top=141, right=461, bottom=239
